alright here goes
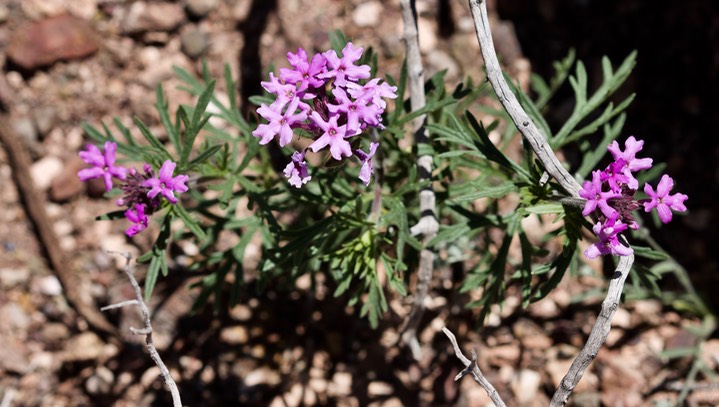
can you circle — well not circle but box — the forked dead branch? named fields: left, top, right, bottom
left=437, top=1, right=638, bottom=405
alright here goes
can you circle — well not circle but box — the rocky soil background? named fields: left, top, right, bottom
left=0, top=0, right=717, bottom=406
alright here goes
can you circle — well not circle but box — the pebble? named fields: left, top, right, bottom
left=7, top=15, right=100, bottom=70
left=219, top=326, right=249, bottom=345
left=0, top=302, right=31, bottom=331
left=180, top=28, right=209, bottom=59
left=34, top=275, right=63, bottom=296
left=121, top=2, right=185, bottom=34
left=0, top=4, right=8, bottom=23
left=86, top=366, right=114, bottom=395
left=510, top=369, right=541, bottom=404
left=0, top=267, right=30, bottom=288
left=0, top=337, right=29, bottom=373
left=41, top=322, right=71, bottom=343
left=50, top=156, right=86, bottom=202
left=31, top=155, right=63, bottom=190
left=62, top=331, right=105, bottom=361
left=427, top=49, right=459, bottom=80
left=185, top=0, right=219, bottom=18
left=352, top=1, right=382, bottom=27
left=417, top=18, right=437, bottom=54
left=33, top=105, right=58, bottom=136
left=13, top=117, right=39, bottom=144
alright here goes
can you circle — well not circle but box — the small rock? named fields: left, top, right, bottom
left=220, top=326, right=249, bottom=345
left=510, top=369, right=541, bottom=404
left=180, top=29, right=209, bottom=59
left=121, top=2, right=185, bottom=34
left=185, top=0, right=219, bottom=18
left=7, top=15, right=100, bottom=70
left=86, top=366, right=114, bottom=395
left=244, top=366, right=281, bottom=387
left=31, top=155, right=63, bottom=190
left=417, top=18, right=437, bottom=54
left=0, top=337, right=29, bottom=373
left=330, top=371, right=352, bottom=396
left=0, top=267, right=30, bottom=288
left=611, top=307, right=632, bottom=329
left=50, top=156, right=86, bottom=202
left=0, top=4, right=9, bottom=23
left=63, top=331, right=105, bottom=361
left=34, top=275, right=63, bottom=296
left=41, top=322, right=71, bottom=343
left=33, top=105, right=58, bottom=136
left=368, top=381, right=393, bottom=397
left=14, top=117, right=39, bottom=144
left=572, top=392, right=602, bottom=407
left=426, top=49, right=460, bottom=80
left=352, top=1, right=382, bottom=27
left=0, top=302, right=31, bottom=331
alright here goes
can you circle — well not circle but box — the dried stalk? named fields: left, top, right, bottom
left=549, top=253, right=634, bottom=406
left=399, top=0, right=440, bottom=361
left=468, top=0, right=581, bottom=197
left=461, top=1, right=637, bottom=405
left=101, top=252, right=182, bottom=407
left=442, top=327, right=507, bottom=407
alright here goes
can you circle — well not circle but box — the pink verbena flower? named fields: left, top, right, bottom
left=253, top=97, right=308, bottom=147
left=346, top=78, right=398, bottom=110
left=280, top=48, right=327, bottom=92
left=261, top=72, right=301, bottom=110
left=327, top=87, right=381, bottom=134
left=124, top=203, right=149, bottom=237
left=77, top=141, right=128, bottom=191
left=308, top=112, right=352, bottom=160
left=284, top=150, right=311, bottom=188
left=320, top=42, right=371, bottom=87
left=578, top=170, right=621, bottom=218
left=643, top=174, right=688, bottom=223
left=356, top=142, right=379, bottom=186
left=141, top=160, right=189, bottom=204
left=584, top=216, right=633, bottom=259
left=607, top=136, right=653, bottom=190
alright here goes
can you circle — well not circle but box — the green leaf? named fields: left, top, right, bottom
left=186, top=143, right=223, bottom=170
left=133, top=117, right=172, bottom=161
left=452, top=181, right=518, bottom=203
left=173, top=204, right=207, bottom=242
left=632, top=245, right=670, bottom=261
left=523, top=202, right=565, bottom=215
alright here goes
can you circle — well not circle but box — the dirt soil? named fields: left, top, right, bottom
left=0, top=0, right=717, bottom=406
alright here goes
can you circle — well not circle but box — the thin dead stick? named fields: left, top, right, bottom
left=101, top=252, right=182, bottom=407
left=399, top=0, right=440, bottom=361
left=0, top=113, right=117, bottom=336
left=468, top=0, right=582, bottom=197
left=550, top=253, right=633, bottom=406
left=465, top=1, right=636, bottom=405
left=442, top=327, right=507, bottom=407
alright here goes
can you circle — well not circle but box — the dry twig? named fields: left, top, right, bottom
left=101, top=252, right=182, bottom=407
left=442, top=327, right=506, bottom=407
left=399, top=0, right=440, bottom=361
left=0, top=113, right=117, bottom=336
left=468, top=0, right=581, bottom=197
left=459, top=1, right=637, bottom=405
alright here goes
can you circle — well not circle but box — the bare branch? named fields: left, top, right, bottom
left=467, top=0, right=582, bottom=197
left=399, top=0, right=439, bottom=361
left=550, top=253, right=634, bottom=406
left=466, top=2, right=637, bottom=405
left=103, top=252, right=183, bottom=407
left=442, top=327, right=507, bottom=407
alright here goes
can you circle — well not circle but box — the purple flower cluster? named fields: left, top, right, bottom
left=252, top=43, right=397, bottom=187
left=579, top=136, right=688, bottom=259
left=78, top=142, right=188, bottom=237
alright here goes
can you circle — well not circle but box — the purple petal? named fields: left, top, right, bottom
left=159, top=160, right=176, bottom=181
left=77, top=167, right=104, bottom=181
